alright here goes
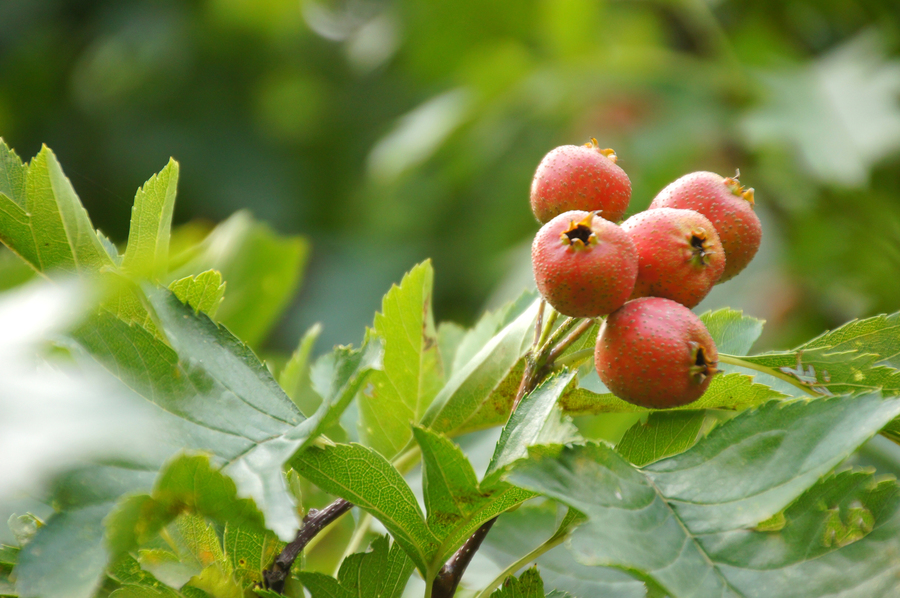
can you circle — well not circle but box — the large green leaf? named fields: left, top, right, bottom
left=510, top=394, right=900, bottom=597
left=121, top=159, right=179, bottom=280
left=482, top=504, right=647, bottom=598
left=167, top=211, right=308, bottom=347
left=291, top=442, right=435, bottom=574
left=560, top=372, right=785, bottom=415
left=358, top=261, right=443, bottom=458
left=26, top=286, right=376, bottom=596
left=298, top=535, right=414, bottom=598
left=421, top=298, right=540, bottom=434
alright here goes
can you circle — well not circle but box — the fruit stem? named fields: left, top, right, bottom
left=537, top=308, right=559, bottom=349
left=533, top=300, right=546, bottom=347
left=538, top=316, right=577, bottom=355
left=551, top=348, right=594, bottom=369
left=717, top=354, right=826, bottom=397
left=544, top=318, right=597, bottom=367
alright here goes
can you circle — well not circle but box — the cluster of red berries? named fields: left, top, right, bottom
left=530, top=139, right=762, bottom=408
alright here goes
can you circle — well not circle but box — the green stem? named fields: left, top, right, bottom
left=552, top=348, right=594, bottom=369
left=474, top=529, right=572, bottom=598
left=718, top=354, right=824, bottom=397
left=543, top=318, right=596, bottom=367
left=536, top=308, right=559, bottom=349
left=538, top=317, right=578, bottom=355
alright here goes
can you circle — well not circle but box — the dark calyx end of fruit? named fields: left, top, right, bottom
left=560, top=213, right=599, bottom=249
left=583, top=137, right=618, bottom=163
left=689, top=233, right=715, bottom=266
left=689, top=342, right=719, bottom=384
left=724, top=169, right=755, bottom=206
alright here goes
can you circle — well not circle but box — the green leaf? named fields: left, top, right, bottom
left=412, top=426, right=536, bottom=569
left=490, top=567, right=555, bottom=598
left=107, top=554, right=180, bottom=597
left=8, top=514, right=41, bottom=547
left=223, top=523, right=285, bottom=588
left=358, top=261, right=443, bottom=458
left=122, top=159, right=179, bottom=279
left=291, top=442, right=435, bottom=574
left=699, top=308, right=765, bottom=355
left=279, top=323, right=323, bottom=415
left=167, top=211, right=309, bottom=346
left=0, top=143, right=112, bottom=275
left=14, top=504, right=111, bottom=598
left=168, top=270, right=226, bottom=318
left=510, top=394, right=900, bottom=597
left=485, top=370, right=580, bottom=483
left=440, top=291, right=536, bottom=379
left=105, top=454, right=268, bottom=557
left=422, top=298, right=540, bottom=434
left=616, top=411, right=706, bottom=467
left=146, top=287, right=377, bottom=539
left=298, top=535, right=414, bottom=598
left=482, top=504, right=647, bottom=598
left=699, top=469, right=900, bottom=596
left=560, top=372, right=786, bottom=414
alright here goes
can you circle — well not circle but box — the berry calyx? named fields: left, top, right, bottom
left=530, top=139, right=632, bottom=224
left=532, top=210, right=638, bottom=317
left=594, top=297, right=719, bottom=408
left=649, top=170, right=761, bottom=282
left=621, top=207, right=725, bottom=308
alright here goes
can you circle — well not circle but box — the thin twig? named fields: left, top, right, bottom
left=431, top=518, right=498, bottom=598
left=262, top=498, right=353, bottom=592
left=544, top=318, right=596, bottom=366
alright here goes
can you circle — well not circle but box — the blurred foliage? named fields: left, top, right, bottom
left=1, top=0, right=899, bottom=352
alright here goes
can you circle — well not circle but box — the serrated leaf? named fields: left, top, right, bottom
left=421, top=299, right=540, bottom=434
left=291, top=442, right=435, bottom=574
left=146, top=287, right=378, bottom=540
left=491, top=567, right=551, bottom=598
left=358, top=261, right=443, bottom=458
left=168, top=270, right=226, bottom=318
left=167, top=211, right=308, bottom=347
left=482, top=504, right=646, bottom=598
left=412, top=426, right=537, bottom=569
left=0, top=143, right=113, bottom=275
left=107, top=554, right=180, bottom=597
left=298, top=535, right=414, bottom=598
left=737, top=311, right=900, bottom=397
left=122, top=159, right=179, bottom=279
left=485, top=370, right=580, bottom=483
left=699, top=308, right=765, bottom=355
left=616, top=411, right=706, bottom=467
left=510, top=394, right=900, bottom=597
left=560, top=372, right=786, bottom=415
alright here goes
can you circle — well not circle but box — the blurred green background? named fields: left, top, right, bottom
left=1, top=0, right=899, bottom=353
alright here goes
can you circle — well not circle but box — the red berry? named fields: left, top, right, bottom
left=649, top=171, right=761, bottom=282
left=530, top=139, right=631, bottom=224
left=532, top=210, right=638, bottom=317
left=594, top=297, right=719, bottom=408
left=621, top=207, right=725, bottom=308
